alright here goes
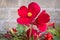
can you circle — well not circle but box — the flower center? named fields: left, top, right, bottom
left=27, top=12, right=32, bottom=17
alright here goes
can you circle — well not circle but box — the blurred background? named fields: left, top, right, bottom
left=0, top=0, right=60, bottom=33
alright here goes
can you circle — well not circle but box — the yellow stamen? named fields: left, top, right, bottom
left=27, top=12, right=32, bottom=17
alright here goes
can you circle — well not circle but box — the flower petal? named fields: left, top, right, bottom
left=37, top=23, right=47, bottom=32
left=26, top=28, right=37, bottom=37
left=37, top=10, right=50, bottom=23
left=18, top=6, right=28, bottom=17
left=17, top=17, right=31, bottom=25
left=28, top=2, right=40, bottom=19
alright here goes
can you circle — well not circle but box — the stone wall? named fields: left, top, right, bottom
left=0, top=0, right=60, bottom=32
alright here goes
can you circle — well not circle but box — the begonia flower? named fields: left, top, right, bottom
left=17, top=2, right=40, bottom=25
left=34, top=10, right=50, bottom=32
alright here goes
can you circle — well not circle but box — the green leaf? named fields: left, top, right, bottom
left=13, top=37, right=19, bottom=40
left=24, top=25, right=28, bottom=32
left=55, top=28, right=60, bottom=37
left=16, top=24, right=25, bottom=34
left=47, top=28, right=55, bottom=34
left=0, top=38, right=8, bottom=40
left=53, top=36, right=60, bottom=40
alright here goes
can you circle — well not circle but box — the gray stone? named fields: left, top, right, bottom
left=47, top=11, right=60, bottom=21
left=10, top=9, right=19, bottom=20
left=0, top=21, right=17, bottom=29
left=0, top=0, right=7, bottom=8
left=5, top=22, right=17, bottom=28
left=55, top=21, right=60, bottom=27
left=29, top=0, right=55, bottom=8
left=0, top=9, right=8, bottom=20
left=0, top=0, right=18, bottom=8
left=53, top=11, right=60, bottom=21
left=55, top=0, right=60, bottom=8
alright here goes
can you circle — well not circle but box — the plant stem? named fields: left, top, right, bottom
left=29, top=24, right=33, bottom=40
left=37, top=35, right=40, bottom=40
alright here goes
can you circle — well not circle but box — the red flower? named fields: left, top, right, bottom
left=44, top=32, right=53, bottom=40
left=17, top=2, right=50, bottom=38
left=4, top=34, right=11, bottom=38
left=34, top=10, right=50, bottom=32
left=27, top=28, right=37, bottom=37
left=26, top=28, right=40, bottom=40
left=17, top=2, right=40, bottom=25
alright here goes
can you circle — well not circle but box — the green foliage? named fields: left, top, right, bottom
left=47, top=28, right=56, bottom=35
left=53, top=36, right=60, bottom=40
left=15, top=24, right=28, bottom=40
left=0, top=33, right=7, bottom=40
left=31, top=36, right=34, bottom=40
left=47, top=27, right=60, bottom=40
left=1, top=23, right=60, bottom=40
left=16, top=24, right=25, bottom=34
left=55, top=28, right=60, bottom=37
left=0, top=38, right=8, bottom=40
